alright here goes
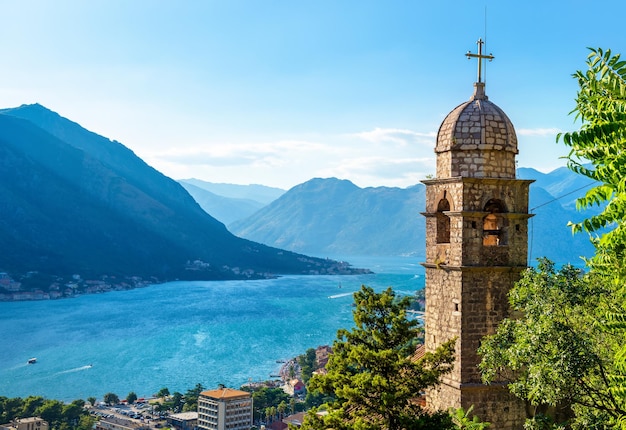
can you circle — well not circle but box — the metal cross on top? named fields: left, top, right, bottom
left=466, top=38, right=494, bottom=83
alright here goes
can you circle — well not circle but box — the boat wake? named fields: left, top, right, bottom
left=55, top=365, right=93, bottom=375
left=10, top=363, right=31, bottom=370
left=328, top=292, right=354, bottom=299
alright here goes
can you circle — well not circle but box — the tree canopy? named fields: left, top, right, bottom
left=302, top=285, right=456, bottom=430
left=126, top=392, right=137, bottom=405
left=0, top=396, right=94, bottom=430
left=558, top=48, right=626, bottom=256
left=558, top=47, right=626, bottom=429
left=298, top=347, right=317, bottom=383
left=478, top=47, right=626, bottom=429
left=245, top=386, right=291, bottom=423
left=478, top=258, right=621, bottom=428
left=103, top=392, right=119, bottom=406
left=156, top=387, right=170, bottom=398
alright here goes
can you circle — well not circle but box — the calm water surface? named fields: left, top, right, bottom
left=0, top=256, right=424, bottom=402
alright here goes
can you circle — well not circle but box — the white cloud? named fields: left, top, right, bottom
left=319, top=156, right=435, bottom=188
left=141, top=132, right=437, bottom=189
left=143, top=139, right=331, bottom=167
left=516, top=127, right=561, bottom=137
left=349, top=127, right=436, bottom=146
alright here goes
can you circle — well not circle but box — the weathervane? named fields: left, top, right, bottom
left=466, top=38, right=494, bottom=83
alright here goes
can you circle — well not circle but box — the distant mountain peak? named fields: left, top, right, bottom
left=228, top=173, right=595, bottom=264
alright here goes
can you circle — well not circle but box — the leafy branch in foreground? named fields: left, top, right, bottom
left=557, top=47, right=626, bottom=429
left=558, top=47, right=626, bottom=255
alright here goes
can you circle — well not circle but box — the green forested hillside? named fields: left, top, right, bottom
left=0, top=104, right=360, bottom=282
left=228, top=174, right=595, bottom=264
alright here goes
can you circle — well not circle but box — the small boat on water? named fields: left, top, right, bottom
left=27, top=358, right=37, bottom=364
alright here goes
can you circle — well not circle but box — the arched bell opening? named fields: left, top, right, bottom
left=482, top=199, right=507, bottom=246
left=436, top=197, right=451, bottom=244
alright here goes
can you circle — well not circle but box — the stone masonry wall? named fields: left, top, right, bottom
left=424, top=178, right=532, bottom=268
left=437, top=149, right=517, bottom=179
left=428, top=382, right=526, bottom=430
left=423, top=178, right=530, bottom=429
left=424, top=266, right=463, bottom=385
left=424, top=266, right=524, bottom=384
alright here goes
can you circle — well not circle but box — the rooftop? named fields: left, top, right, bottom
left=200, top=387, right=250, bottom=400
left=168, top=412, right=198, bottom=420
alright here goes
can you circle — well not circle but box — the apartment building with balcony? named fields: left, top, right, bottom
left=197, top=387, right=252, bottom=430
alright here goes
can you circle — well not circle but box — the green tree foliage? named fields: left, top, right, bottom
left=558, top=47, right=626, bottom=428
left=289, top=397, right=296, bottom=415
left=0, top=397, right=24, bottom=423
left=522, top=414, right=567, bottom=430
left=298, top=348, right=317, bottom=383
left=246, top=387, right=290, bottom=422
left=183, top=383, right=204, bottom=411
left=156, top=387, right=170, bottom=398
left=86, top=397, right=96, bottom=407
left=264, top=406, right=271, bottom=423
left=558, top=48, right=626, bottom=254
left=169, top=392, right=184, bottom=412
left=126, top=392, right=137, bottom=405
left=75, top=414, right=96, bottom=430
left=35, top=400, right=64, bottom=428
left=0, top=396, right=92, bottom=430
left=302, top=285, right=456, bottom=430
left=478, top=259, right=620, bottom=427
left=277, top=401, right=287, bottom=419
left=304, top=390, right=334, bottom=409
left=450, top=406, right=490, bottom=429
left=22, top=396, right=45, bottom=417
left=103, top=392, right=119, bottom=406
left=61, top=400, right=86, bottom=425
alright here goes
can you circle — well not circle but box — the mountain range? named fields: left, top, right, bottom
left=0, top=102, right=597, bottom=291
left=183, top=169, right=597, bottom=267
left=0, top=104, right=363, bottom=286
left=177, top=180, right=283, bottom=226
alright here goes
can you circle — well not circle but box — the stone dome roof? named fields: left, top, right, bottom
left=435, top=82, right=517, bottom=154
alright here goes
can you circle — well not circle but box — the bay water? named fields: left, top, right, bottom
left=0, top=256, right=424, bottom=402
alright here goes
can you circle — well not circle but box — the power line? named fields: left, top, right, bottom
left=530, top=180, right=599, bottom=212
left=528, top=179, right=599, bottom=263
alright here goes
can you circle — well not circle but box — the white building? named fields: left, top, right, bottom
left=167, top=411, right=198, bottom=430
left=0, top=418, right=49, bottom=430
left=197, top=387, right=252, bottom=430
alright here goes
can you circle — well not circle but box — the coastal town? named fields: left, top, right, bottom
left=0, top=258, right=369, bottom=302
left=0, top=271, right=154, bottom=301
left=1, top=346, right=334, bottom=430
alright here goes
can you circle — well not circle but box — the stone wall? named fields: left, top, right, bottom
left=424, top=266, right=524, bottom=383
left=428, top=382, right=527, bottom=430
left=422, top=172, right=530, bottom=430
left=423, top=178, right=532, bottom=268
left=437, top=149, right=517, bottom=179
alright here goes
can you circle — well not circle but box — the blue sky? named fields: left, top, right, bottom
left=0, top=0, right=624, bottom=189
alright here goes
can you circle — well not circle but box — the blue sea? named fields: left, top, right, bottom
left=0, top=256, right=424, bottom=402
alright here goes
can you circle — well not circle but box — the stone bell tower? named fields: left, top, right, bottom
left=422, top=39, right=532, bottom=429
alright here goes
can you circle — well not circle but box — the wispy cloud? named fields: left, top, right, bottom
left=320, top=156, right=435, bottom=187
left=349, top=127, right=436, bottom=146
left=517, top=127, right=561, bottom=137
left=144, top=133, right=437, bottom=188
left=145, top=139, right=330, bottom=167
